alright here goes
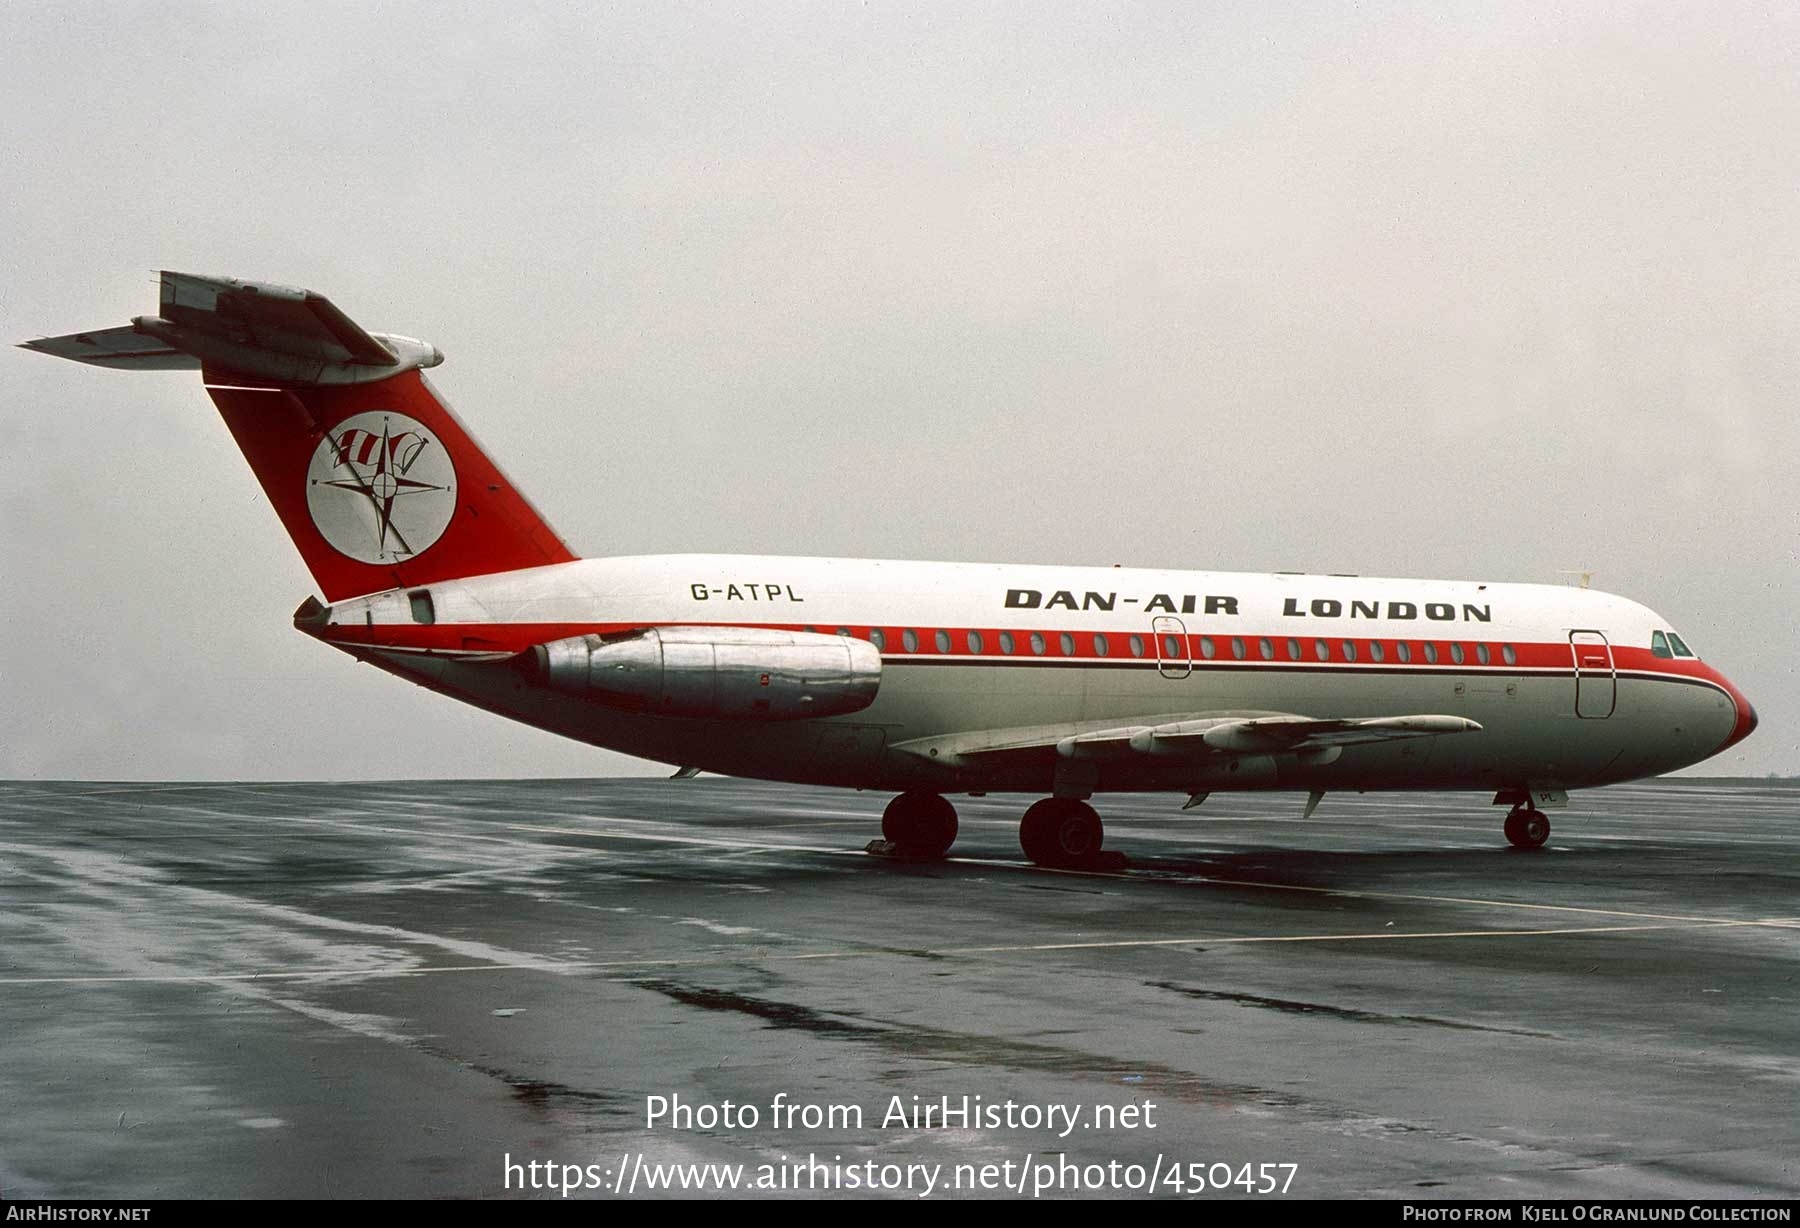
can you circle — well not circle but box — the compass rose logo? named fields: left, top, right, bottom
left=305, top=411, right=456, bottom=563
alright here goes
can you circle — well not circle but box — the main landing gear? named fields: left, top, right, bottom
left=1503, top=806, right=1551, bottom=850
left=1018, top=797, right=1107, bottom=869
left=878, top=790, right=959, bottom=859
left=870, top=792, right=1120, bottom=869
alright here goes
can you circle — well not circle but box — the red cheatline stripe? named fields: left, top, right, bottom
left=318, top=619, right=1722, bottom=686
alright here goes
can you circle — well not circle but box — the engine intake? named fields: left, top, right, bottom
left=525, top=626, right=881, bottom=720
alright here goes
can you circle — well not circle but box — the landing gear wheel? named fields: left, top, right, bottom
left=1019, top=798, right=1105, bottom=869
left=880, top=791, right=958, bottom=859
left=1504, top=807, right=1550, bottom=850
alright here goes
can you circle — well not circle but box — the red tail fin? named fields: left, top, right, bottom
left=206, top=369, right=576, bottom=601
left=22, top=273, right=577, bottom=603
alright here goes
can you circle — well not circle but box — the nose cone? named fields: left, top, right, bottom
left=1726, top=690, right=1758, bottom=751
left=1714, top=672, right=1758, bottom=753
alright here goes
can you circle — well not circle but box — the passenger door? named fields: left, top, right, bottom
left=1153, top=616, right=1190, bottom=679
left=1570, top=630, right=1616, bottom=718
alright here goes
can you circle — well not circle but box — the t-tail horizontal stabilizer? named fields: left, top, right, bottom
left=20, top=272, right=442, bottom=385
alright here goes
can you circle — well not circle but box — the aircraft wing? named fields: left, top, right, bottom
left=892, top=711, right=1481, bottom=767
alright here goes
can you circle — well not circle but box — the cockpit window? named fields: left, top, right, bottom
left=1650, top=630, right=1672, bottom=659
left=1667, top=632, right=1695, bottom=658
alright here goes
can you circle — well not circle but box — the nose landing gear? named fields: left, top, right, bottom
left=1503, top=806, right=1551, bottom=850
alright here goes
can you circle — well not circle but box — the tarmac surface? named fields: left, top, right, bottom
left=1, top=776, right=1795, bottom=1200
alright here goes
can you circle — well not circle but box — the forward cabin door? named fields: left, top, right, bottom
left=1570, top=630, right=1616, bottom=718
left=1153, top=616, right=1191, bottom=679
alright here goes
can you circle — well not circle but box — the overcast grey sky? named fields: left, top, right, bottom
left=3, top=1, right=1795, bottom=780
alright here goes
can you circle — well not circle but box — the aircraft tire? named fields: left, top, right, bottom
left=1504, top=807, right=1550, bottom=850
left=1019, top=798, right=1105, bottom=868
left=880, top=791, right=958, bottom=858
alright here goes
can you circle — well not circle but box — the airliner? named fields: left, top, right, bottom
left=23, top=273, right=1758, bottom=867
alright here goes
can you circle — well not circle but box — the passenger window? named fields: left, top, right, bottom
left=869, top=628, right=886, bottom=651
left=1059, top=632, right=1075, bottom=656
left=1476, top=643, right=1490, bottom=665
left=1314, top=639, right=1330, bottom=662
left=1163, top=634, right=1181, bottom=658
left=935, top=629, right=951, bottom=654
left=1030, top=632, right=1046, bottom=655
left=1342, top=640, right=1358, bottom=662
left=967, top=630, right=985, bottom=654
left=1450, top=643, right=1465, bottom=665
left=1424, top=642, right=1439, bottom=664
left=1668, top=633, right=1694, bottom=658
left=1094, top=633, right=1110, bottom=657
left=999, top=631, right=1015, bottom=655
left=902, top=628, right=918, bottom=652
left=407, top=589, right=435, bottom=625
left=1129, top=634, right=1145, bottom=658
left=1231, top=637, right=1246, bottom=660
left=1502, top=643, right=1517, bottom=665
left=1287, top=638, right=1301, bottom=661
left=1369, top=640, right=1385, bottom=662
left=836, top=627, right=850, bottom=637
left=1260, top=638, right=1274, bottom=660
left=1396, top=641, right=1411, bottom=663
left=1199, top=636, right=1216, bottom=659
left=1650, top=631, right=1672, bottom=659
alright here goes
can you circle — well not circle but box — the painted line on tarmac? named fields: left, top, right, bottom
left=0, top=918, right=1782, bottom=988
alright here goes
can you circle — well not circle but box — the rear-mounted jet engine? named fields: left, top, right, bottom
left=524, top=626, right=881, bottom=720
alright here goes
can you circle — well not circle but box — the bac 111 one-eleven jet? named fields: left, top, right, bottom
left=23, top=273, right=1758, bottom=867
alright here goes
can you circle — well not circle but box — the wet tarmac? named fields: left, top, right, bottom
left=1, top=777, right=1795, bottom=1199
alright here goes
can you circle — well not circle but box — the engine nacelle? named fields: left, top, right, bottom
left=525, top=626, right=881, bottom=720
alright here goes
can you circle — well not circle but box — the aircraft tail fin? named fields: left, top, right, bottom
left=22, top=272, right=577, bottom=601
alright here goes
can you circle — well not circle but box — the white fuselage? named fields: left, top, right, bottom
left=309, top=554, right=1752, bottom=797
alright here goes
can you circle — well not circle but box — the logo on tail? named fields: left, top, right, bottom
left=305, top=411, right=456, bottom=563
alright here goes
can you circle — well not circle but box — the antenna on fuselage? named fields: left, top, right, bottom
left=1558, top=569, right=1595, bottom=590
